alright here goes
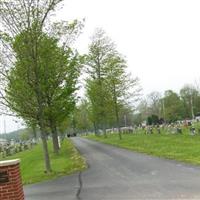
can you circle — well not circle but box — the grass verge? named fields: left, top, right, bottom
left=0, top=139, right=86, bottom=185
left=87, top=133, right=200, bottom=166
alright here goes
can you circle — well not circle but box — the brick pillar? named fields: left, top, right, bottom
left=0, top=159, right=24, bottom=200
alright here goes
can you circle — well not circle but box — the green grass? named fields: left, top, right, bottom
left=86, top=131, right=200, bottom=166
left=0, top=139, right=86, bottom=185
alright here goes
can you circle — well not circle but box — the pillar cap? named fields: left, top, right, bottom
left=0, top=159, right=20, bottom=167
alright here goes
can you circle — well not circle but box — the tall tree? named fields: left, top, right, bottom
left=146, top=91, right=162, bottom=117
left=73, top=99, right=93, bottom=134
left=0, top=0, right=65, bottom=174
left=6, top=31, right=81, bottom=158
left=137, top=99, right=149, bottom=122
left=86, top=29, right=115, bottom=136
left=0, top=0, right=83, bottom=172
left=86, top=79, right=112, bottom=136
left=163, top=90, right=185, bottom=122
left=180, top=84, right=200, bottom=119
left=86, top=29, right=141, bottom=139
left=105, top=54, right=141, bottom=139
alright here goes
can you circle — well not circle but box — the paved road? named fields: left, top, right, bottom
left=25, top=137, right=200, bottom=200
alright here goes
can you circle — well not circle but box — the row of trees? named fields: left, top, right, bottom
left=73, top=84, right=200, bottom=133
left=72, top=29, right=141, bottom=139
left=4, top=0, right=196, bottom=174
left=137, top=84, right=200, bottom=124
left=85, top=29, right=141, bottom=139
left=0, top=0, right=84, bottom=173
left=0, top=0, right=140, bottom=172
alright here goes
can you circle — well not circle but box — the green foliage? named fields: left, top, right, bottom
left=19, top=129, right=31, bottom=141
left=6, top=30, right=81, bottom=128
left=163, top=90, right=185, bottom=122
left=147, top=114, right=159, bottom=125
left=0, top=0, right=84, bottom=173
left=86, top=29, right=141, bottom=134
left=180, top=84, right=200, bottom=119
left=86, top=78, right=113, bottom=128
left=5, top=23, right=82, bottom=171
left=74, top=99, right=93, bottom=132
left=86, top=29, right=115, bottom=131
left=137, top=86, right=200, bottom=125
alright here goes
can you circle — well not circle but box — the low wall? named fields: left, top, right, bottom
left=0, top=159, right=24, bottom=200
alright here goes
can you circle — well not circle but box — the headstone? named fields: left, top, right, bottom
left=176, top=128, right=182, bottom=134
left=190, top=127, right=196, bottom=135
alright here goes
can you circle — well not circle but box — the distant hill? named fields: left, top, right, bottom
left=0, top=129, right=25, bottom=141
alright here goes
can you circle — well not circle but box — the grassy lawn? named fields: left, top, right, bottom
left=87, top=131, right=200, bottom=166
left=0, top=139, right=86, bottom=185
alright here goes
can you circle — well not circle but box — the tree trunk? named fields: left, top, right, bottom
left=93, top=122, right=98, bottom=136
left=50, top=120, right=60, bottom=155
left=32, top=125, right=37, bottom=139
left=40, top=126, right=52, bottom=173
left=52, top=131, right=60, bottom=155
left=37, top=105, right=52, bottom=172
left=102, top=124, right=107, bottom=138
left=116, top=111, right=122, bottom=140
left=113, top=86, right=122, bottom=140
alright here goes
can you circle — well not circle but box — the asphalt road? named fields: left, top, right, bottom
left=24, top=137, right=200, bottom=200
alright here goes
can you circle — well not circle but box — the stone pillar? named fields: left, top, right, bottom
left=0, top=159, right=24, bottom=200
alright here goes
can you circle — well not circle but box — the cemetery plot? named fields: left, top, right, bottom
left=0, top=139, right=86, bottom=185
left=0, top=140, right=37, bottom=159
left=87, top=122, right=200, bottom=166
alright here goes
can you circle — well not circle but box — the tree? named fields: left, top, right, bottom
left=118, top=104, right=135, bottom=127
left=163, top=90, right=184, bottom=122
left=180, top=84, right=200, bottom=119
left=6, top=30, right=81, bottom=163
left=41, top=37, right=81, bottom=154
left=147, top=114, right=159, bottom=125
left=20, top=129, right=31, bottom=141
left=137, top=99, right=149, bottom=122
left=86, top=79, right=112, bottom=136
left=73, top=99, right=93, bottom=133
left=105, top=53, right=141, bottom=139
left=86, top=29, right=115, bottom=136
left=0, top=0, right=65, bottom=174
left=0, top=0, right=83, bottom=172
left=146, top=91, right=161, bottom=117
left=86, top=29, right=141, bottom=139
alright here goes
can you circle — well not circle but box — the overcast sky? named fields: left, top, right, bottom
left=3, top=0, right=200, bottom=133
left=59, top=0, right=200, bottom=94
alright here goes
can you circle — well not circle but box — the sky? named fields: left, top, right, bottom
left=2, top=0, right=200, bottom=133
left=58, top=0, right=200, bottom=94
